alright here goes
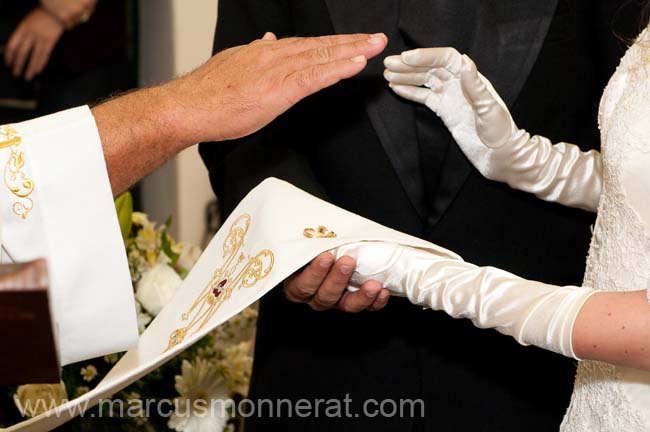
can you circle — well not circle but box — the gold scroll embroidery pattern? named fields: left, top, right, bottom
left=303, top=225, right=337, bottom=239
left=0, top=125, right=34, bottom=219
left=166, top=214, right=274, bottom=351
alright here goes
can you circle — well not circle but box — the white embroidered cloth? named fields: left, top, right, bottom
left=4, top=178, right=452, bottom=432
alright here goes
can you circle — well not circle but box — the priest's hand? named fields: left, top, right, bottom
left=165, top=32, right=389, bottom=145
left=93, top=32, right=388, bottom=194
left=284, top=253, right=390, bottom=312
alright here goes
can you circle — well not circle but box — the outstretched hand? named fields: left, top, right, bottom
left=383, top=47, right=516, bottom=172
left=284, top=253, right=390, bottom=312
left=384, top=48, right=514, bottom=150
left=166, top=32, right=389, bottom=147
left=93, top=32, right=388, bottom=194
left=383, top=47, right=603, bottom=212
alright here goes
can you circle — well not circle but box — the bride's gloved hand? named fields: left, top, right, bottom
left=383, top=48, right=603, bottom=212
left=332, top=241, right=595, bottom=359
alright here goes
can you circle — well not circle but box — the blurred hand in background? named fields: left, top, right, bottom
left=40, top=0, right=97, bottom=29
left=4, top=7, right=64, bottom=81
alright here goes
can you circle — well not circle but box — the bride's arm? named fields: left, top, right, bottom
left=384, top=48, right=603, bottom=213
left=335, top=242, right=650, bottom=370
left=574, top=290, right=650, bottom=370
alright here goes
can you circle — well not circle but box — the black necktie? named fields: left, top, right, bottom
left=398, top=0, right=478, bottom=217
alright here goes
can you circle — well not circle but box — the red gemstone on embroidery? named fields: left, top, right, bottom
left=212, top=279, right=227, bottom=298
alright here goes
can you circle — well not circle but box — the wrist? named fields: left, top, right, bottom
left=38, top=4, right=70, bottom=29
left=152, top=83, right=198, bottom=153
left=35, top=5, right=66, bottom=29
left=40, top=1, right=94, bottom=30
left=157, top=76, right=224, bottom=149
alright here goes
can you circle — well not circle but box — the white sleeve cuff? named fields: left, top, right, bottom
left=1, top=106, right=138, bottom=365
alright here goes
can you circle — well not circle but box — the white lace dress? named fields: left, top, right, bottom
left=560, top=24, right=650, bottom=431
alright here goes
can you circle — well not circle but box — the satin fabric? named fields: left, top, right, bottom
left=385, top=49, right=603, bottom=212
left=333, top=241, right=595, bottom=358
left=494, top=131, right=603, bottom=212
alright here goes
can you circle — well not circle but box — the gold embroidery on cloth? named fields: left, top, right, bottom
left=166, top=214, right=274, bottom=351
left=641, top=43, right=650, bottom=65
left=303, top=225, right=337, bottom=239
left=0, top=125, right=34, bottom=219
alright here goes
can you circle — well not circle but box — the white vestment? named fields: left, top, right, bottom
left=0, top=107, right=138, bottom=366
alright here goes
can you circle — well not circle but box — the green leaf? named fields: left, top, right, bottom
left=161, top=233, right=180, bottom=266
left=115, top=192, right=134, bottom=240
left=160, top=216, right=180, bottom=265
left=177, top=267, right=189, bottom=279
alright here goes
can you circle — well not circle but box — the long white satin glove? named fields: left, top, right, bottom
left=383, top=48, right=603, bottom=212
left=333, top=241, right=595, bottom=359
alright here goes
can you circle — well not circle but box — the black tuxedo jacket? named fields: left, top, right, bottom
left=200, top=1, right=639, bottom=430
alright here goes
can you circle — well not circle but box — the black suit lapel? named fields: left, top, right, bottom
left=419, top=0, right=559, bottom=225
left=399, top=0, right=483, bottom=225
left=325, top=0, right=427, bottom=220
left=487, top=0, right=560, bottom=106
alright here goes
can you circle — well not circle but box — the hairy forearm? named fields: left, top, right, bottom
left=89, top=32, right=387, bottom=195
left=573, top=290, right=650, bottom=370
left=91, top=85, right=188, bottom=196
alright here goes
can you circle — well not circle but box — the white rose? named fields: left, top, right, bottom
left=14, top=382, right=68, bottom=418
left=136, top=264, right=183, bottom=316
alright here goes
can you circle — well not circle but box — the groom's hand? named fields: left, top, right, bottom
left=284, top=253, right=390, bottom=312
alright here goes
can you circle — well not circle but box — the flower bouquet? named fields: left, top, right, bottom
left=0, top=193, right=257, bottom=432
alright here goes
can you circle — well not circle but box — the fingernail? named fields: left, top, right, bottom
left=379, top=291, right=389, bottom=300
left=319, top=258, right=334, bottom=268
left=366, top=290, right=378, bottom=299
left=351, top=55, right=366, bottom=63
left=340, top=265, right=354, bottom=275
left=369, top=33, right=386, bottom=44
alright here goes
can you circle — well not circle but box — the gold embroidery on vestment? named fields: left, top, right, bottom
left=167, top=214, right=274, bottom=351
left=0, top=126, right=34, bottom=219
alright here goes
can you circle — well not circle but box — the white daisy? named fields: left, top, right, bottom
left=80, top=365, right=98, bottom=382
left=168, top=359, right=232, bottom=432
